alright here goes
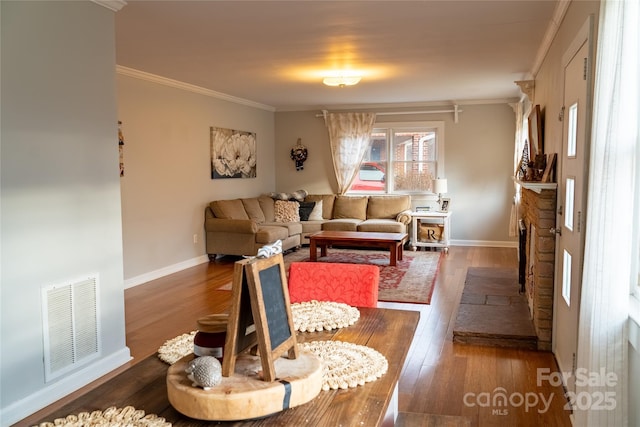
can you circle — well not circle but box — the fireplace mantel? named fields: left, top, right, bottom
left=513, top=178, right=557, bottom=194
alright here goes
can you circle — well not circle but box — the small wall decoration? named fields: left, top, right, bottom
left=118, top=121, right=125, bottom=177
left=210, top=126, right=257, bottom=179
left=290, top=138, right=308, bottom=171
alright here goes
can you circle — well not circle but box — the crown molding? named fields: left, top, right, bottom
left=91, top=0, right=127, bottom=12
left=531, top=0, right=572, bottom=77
left=116, top=66, right=276, bottom=112
left=514, top=80, right=535, bottom=102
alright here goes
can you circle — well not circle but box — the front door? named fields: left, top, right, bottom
left=553, top=20, right=592, bottom=398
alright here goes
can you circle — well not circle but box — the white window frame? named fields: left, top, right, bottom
left=348, top=120, right=445, bottom=195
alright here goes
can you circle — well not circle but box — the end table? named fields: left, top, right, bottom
left=410, top=211, right=452, bottom=252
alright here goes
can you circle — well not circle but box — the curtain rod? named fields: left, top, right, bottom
left=315, top=105, right=462, bottom=123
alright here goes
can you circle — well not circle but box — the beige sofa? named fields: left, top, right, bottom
left=204, top=194, right=412, bottom=259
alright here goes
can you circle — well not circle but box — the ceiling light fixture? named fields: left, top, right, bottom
left=322, top=75, right=362, bottom=87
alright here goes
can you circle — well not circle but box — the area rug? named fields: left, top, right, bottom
left=284, top=248, right=441, bottom=304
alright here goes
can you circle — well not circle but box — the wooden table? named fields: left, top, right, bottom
left=33, top=307, right=420, bottom=427
left=309, top=231, right=409, bottom=266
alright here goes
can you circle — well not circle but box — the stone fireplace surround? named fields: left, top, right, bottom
left=518, top=182, right=558, bottom=351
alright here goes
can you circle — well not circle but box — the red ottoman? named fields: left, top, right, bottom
left=288, top=262, right=379, bottom=308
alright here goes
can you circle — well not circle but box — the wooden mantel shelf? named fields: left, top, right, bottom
left=513, top=178, right=557, bottom=194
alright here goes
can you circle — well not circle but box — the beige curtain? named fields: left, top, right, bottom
left=324, top=112, right=377, bottom=194
left=575, top=0, right=639, bottom=425
left=509, top=100, right=528, bottom=236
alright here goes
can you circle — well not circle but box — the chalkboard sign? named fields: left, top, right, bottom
left=222, top=258, right=258, bottom=377
left=258, top=264, right=291, bottom=350
left=222, top=253, right=298, bottom=382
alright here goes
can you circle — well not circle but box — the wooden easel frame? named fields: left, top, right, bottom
left=222, top=254, right=298, bottom=382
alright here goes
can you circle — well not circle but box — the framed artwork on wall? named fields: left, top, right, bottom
left=210, top=126, right=257, bottom=179
left=528, top=104, right=543, bottom=159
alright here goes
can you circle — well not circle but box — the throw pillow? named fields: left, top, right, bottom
left=308, top=200, right=324, bottom=221
left=275, top=200, right=300, bottom=222
left=298, top=201, right=316, bottom=221
left=289, top=189, right=308, bottom=202
left=270, top=192, right=290, bottom=201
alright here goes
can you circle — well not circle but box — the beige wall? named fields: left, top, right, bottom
left=534, top=1, right=599, bottom=158
left=276, top=104, right=517, bottom=245
left=1, top=2, right=129, bottom=423
left=117, top=74, right=275, bottom=282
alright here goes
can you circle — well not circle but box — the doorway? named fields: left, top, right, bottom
left=552, top=18, right=594, bottom=398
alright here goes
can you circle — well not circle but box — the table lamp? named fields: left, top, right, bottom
left=432, top=178, right=448, bottom=209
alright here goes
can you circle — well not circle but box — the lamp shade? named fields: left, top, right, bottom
left=433, top=178, right=448, bottom=194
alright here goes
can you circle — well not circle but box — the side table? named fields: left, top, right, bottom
left=410, top=211, right=452, bottom=252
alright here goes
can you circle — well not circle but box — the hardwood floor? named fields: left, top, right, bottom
left=21, top=246, right=572, bottom=427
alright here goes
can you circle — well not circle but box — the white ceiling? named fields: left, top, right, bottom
left=115, top=1, right=559, bottom=111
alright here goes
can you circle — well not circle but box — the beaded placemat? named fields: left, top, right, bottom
left=33, top=405, right=170, bottom=427
left=290, top=300, right=360, bottom=332
left=157, top=330, right=197, bottom=365
left=158, top=301, right=359, bottom=364
left=299, top=340, right=388, bottom=390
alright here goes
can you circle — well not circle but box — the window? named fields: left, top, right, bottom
left=348, top=121, right=445, bottom=194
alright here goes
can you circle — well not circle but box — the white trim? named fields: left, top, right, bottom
left=116, top=66, right=276, bottom=112
left=630, top=295, right=640, bottom=348
left=124, top=255, right=210, bottom=289
left=1, top=348, right=131, bottom=427
left=91, top=0, right=127, bottom=12
left=450, top=240, right=518, bottom=248
left=531, top=0, right=572, bottom=77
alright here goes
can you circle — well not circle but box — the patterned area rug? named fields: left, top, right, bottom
left=284, top=248, right=441, bottom=304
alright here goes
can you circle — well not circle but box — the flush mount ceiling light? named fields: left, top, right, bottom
left=322, top=75, right=362, bottom=87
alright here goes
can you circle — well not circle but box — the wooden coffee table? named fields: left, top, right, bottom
left=309, top=230, right=408, bottom=266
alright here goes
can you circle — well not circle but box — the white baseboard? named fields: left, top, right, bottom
left=451, top=239, right=518, bottom=248
left=1, top=348, right=131, bottom=427
left=124, top=255, right=210, bottom=289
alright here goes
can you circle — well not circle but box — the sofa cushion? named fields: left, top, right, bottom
left=255, top=225, right=290, bottom=244
left=367, top=195, right=411, bottom=219
left=258, top=195, right=276, bottom=222
left=308, top=200, right=323, bottom=221
left=274, top=200, right=300, bottom=222
left=333, top=196, right=368, bottom=220
left=357, top=219, right=406, bottom=234
left=301, top=221, right=323, bottom=234
left=322, top=219, right=362, bottom=232
left=298, top=201, right=316, bottom=221
left=210, top=199, right=249, bottom=220
left=242, top=198, right=265, bottom=223
left=305, top=195, right=335, bottom=219
left=264, top=221, right=303, bottom=236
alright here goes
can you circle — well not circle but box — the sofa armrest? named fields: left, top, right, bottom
left=396, top=209, right=412, bottom=225
left=205, top=217, right=259, bottom=234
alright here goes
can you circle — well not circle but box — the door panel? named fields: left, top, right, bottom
left=553, top=39, right=589, bottom=398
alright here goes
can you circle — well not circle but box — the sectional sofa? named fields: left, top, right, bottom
left=204, top=194, right=412, bottom=259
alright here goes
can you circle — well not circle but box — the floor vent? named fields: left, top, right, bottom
left=42, top=274, right=101, bottom=382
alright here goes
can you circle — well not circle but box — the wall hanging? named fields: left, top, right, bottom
left=118, top=121, right=125, bottom=177
left=290, top=138, right=308, bottom=171
left=210, top=126, right=257, bottom=179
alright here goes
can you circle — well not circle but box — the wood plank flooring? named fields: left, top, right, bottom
left=20, top=246, right=573, bottom=427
